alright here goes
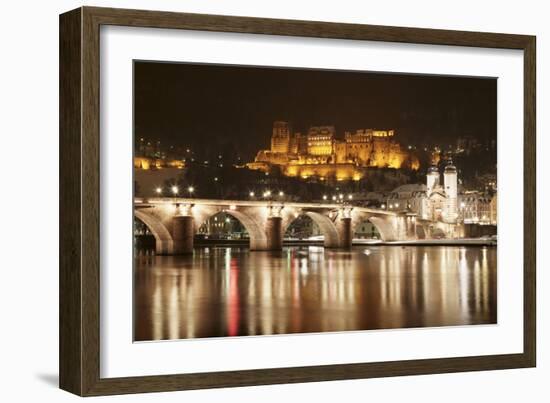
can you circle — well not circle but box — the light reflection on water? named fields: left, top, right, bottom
left=134, top=246, right=497, bottom=341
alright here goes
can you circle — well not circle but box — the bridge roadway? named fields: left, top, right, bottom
left=134, top=197, right=442, bottom=255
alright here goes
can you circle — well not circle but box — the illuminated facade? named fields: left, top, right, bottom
left=247, top=121, right=419, bottom=181
left=459, top=191, right=494, bottom=225
left=307, top=126, right=335, bottom=156
left=134, top=157, right=185, bottom=170
left=385, top=161, right=496, bottom=228
left=386, top=161, right=459, bottom=224
left=489, top=192, right=497, bottom=225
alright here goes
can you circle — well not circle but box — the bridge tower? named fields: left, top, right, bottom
left=426, top=164, right=439, bottom=196
left=443, top=161, right=458, bottom=223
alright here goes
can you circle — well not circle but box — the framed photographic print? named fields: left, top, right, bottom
left=59, top=6, right=536, bottom=396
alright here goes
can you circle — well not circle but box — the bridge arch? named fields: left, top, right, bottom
left=353, top=217, right=381, bottom=240
left=134, top=210, right=174, bottom=254
left=283, top=211, right=340, bottom=248
left=196, top=209, right=268, bottom=250
left=353, top=215, right=397, bottom=242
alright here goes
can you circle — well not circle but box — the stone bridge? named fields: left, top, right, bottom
left=134, top=198, right=430, bottom=254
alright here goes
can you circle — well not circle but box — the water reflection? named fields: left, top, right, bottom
left=134, top=246, right=497, bottom=341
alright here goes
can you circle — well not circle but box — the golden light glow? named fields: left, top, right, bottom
left=247, top=125, right=419, bottom=181
left=134, top=157, right=185, bottom=170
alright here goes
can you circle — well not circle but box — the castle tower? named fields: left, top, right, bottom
left=270, top=121, right=291, bottom=153
left=443, top=161, right=458, bottom=223
left=426, top=165, right=440, bottom=196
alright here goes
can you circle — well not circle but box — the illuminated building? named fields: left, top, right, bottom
left=384, top=161, right=496, bottom=228
left=247, top=121, right=419, bottom=181
left=459, top=191, right=493, bottom=225
left=386, top=161, right=460, bottom=224
left=133, top=157, right=185, bottom=170
left=386, top=184, right=430, bottom=218
left=489, top=192, right=497, bottom=225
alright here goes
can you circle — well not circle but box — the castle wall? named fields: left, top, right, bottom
left=283, top=163, right=364, bottom=181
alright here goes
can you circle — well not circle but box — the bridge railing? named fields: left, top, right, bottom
left=134, top=197, right=398, bottom=215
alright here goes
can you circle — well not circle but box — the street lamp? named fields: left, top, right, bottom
left=155, top=187, right=162, bottom=196
left=348, top=194, right=353, bottom=200
left=278, top=191, right=284, bottom=197
left=187, top=186, right=195, bottom=198
left=249, top=191, right=255, bottom=198
left=263, top=190, right=271, bottom=198
left=171, top=185, right=179, bottom=205
left=322, top=195, right=327, bottom=201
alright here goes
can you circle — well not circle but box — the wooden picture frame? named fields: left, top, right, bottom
left=59, top=6, right=536, bottom=396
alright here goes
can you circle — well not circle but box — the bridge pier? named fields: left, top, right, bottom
left=172, top=215, right=194, bottom=254
left=335, top=217, right=352, bottom=249
left=265, top=216, right=283, bottom=251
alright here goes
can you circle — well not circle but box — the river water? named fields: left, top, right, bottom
left=134, top=245, right=496, bottom=341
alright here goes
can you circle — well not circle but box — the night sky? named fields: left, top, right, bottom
left=134, top=61, right=496, bottom=160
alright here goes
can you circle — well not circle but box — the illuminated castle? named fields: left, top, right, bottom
left=247, top=121, right=419, bottom=181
